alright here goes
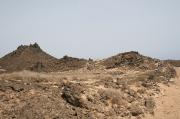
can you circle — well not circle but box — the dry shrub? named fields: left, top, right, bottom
left=98, top=89, right=128, bottom=107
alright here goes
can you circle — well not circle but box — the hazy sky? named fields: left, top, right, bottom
left=0, top=0, right=180, bottom=59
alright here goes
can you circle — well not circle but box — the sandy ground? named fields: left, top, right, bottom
left=146, top=67, right=180, bottom=119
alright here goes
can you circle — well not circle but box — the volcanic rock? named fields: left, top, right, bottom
left=62, top=82, right=85, bottom=107
left=0, top=43, right=87, bottom=72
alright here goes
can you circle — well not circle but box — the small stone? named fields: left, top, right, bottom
left=129, top=105, right=143, bottom=116
left=145, top=98, right=155, bottom=110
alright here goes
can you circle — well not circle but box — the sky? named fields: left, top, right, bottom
left=0, top=0, right=180, bottom=60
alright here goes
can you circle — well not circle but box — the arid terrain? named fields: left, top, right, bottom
left=166, top=60, right=180, bottom=67
left=146, top=67, right=180, bottom=119
left=0, top=43, right=178, bottom=119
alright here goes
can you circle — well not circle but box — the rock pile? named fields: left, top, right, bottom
left=102, top=51, right=176, bottom=80
left=102, top=51, right=158, bottom=69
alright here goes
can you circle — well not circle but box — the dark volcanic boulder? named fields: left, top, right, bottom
left=62, top=83, right=85, bottom=107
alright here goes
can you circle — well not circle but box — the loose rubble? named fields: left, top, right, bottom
left=0, top=44, right=177, bottom=119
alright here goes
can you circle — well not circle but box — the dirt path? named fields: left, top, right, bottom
left=146, top=67, right=180, bottom=119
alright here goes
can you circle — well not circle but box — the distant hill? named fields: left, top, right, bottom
left=0, top=43, right=87, bottom=72
left=101, top=51, right=176, bottom=79
left=165, top=60, right=180, bottom=67
left=101, top=51, right=159, bottom=69
left=0, top=43, right=177, bottom=73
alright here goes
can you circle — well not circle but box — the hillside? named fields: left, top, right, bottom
left=0, top=43, right=177, bottom=119
left=101, top=51, right=175, bottom=79
left=0, top=43, right=87, bottom=72
left=102, top=51, right=159, bottom=69
left=165, top=60, right=180, bottom=67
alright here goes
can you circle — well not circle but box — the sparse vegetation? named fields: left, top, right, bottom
left=166, top=60, right=180, bottom=67
left=0, top=43, right=177, bottom=119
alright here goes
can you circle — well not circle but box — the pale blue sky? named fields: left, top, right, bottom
left=0, top=0, right=180, bottom=59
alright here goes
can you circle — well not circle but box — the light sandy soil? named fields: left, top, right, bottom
left=146, top=67, right=180, bottom=119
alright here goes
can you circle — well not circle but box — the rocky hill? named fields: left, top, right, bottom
left=0, top=43, right=177, bottom=119
left=0, top=43, right=87, bottom=72
left=165, top=60, right=180, bottom=67
left=101, top=51, right=176, bottom=79
left=102, top=51, right=158, bottom=69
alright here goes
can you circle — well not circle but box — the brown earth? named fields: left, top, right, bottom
left=0, top=43, right=178, bottom=119
left=102, top=51, right=155, bottom=69
left=0, top=67, right=176, bottom=119
left=0, top=68, right=176, bottom=119
left=146, top=67, right=180, bottom=119
left=0, top=43, right=87, bottom=72
left=165, top=60, right=180, bottom=67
